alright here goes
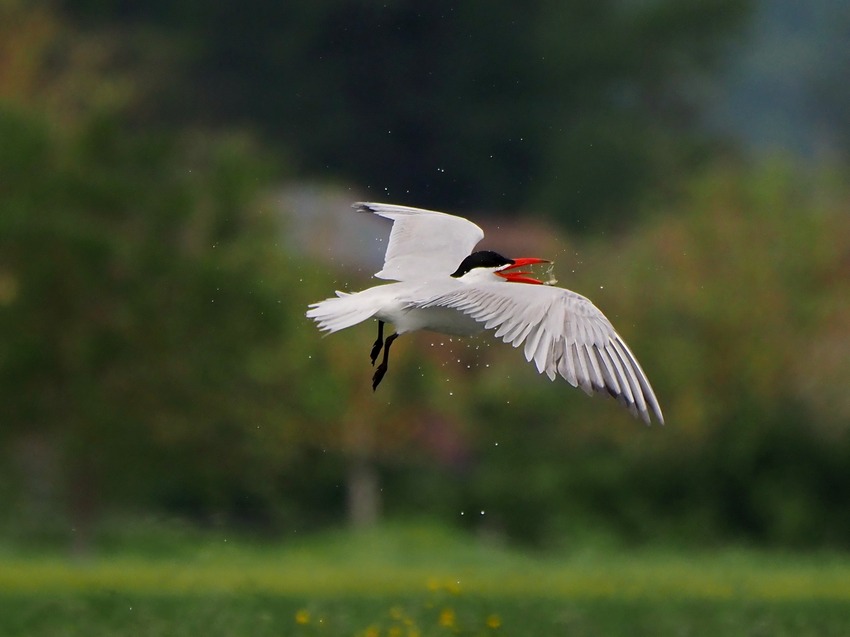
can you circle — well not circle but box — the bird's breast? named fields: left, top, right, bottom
left=377, top=305, right=483, bottom=337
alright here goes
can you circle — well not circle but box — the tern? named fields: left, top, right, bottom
left=307, top=203, right=664, bottom=424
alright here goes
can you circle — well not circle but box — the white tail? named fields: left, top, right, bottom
left=306, top=291, right=378, bottom=333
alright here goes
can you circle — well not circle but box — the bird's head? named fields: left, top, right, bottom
left=451, top=250, right=549, bottom=284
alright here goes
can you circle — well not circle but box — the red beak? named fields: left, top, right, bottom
left=496, top=257, right=550, bottom=284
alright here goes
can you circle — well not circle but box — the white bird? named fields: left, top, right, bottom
left=307, top=202, right=664, bottom=424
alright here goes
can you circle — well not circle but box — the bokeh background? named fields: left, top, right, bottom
left=2, top=0, right=850, bottom=563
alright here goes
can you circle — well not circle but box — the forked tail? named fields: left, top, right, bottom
left=306, top=291, right=378, bottom=333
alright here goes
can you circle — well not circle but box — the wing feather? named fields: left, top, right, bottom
left=612, top=335, right=662, bottom=424
left=500, top=317, right=530, bottom=344
left=604, top=339, right=637, bottom=410
left=611, top=338, right=648, bottom=418
left=544, top=339, right=558, bottom=381
left=594, top=344, right=623, bottom=396
left=584, top=344, right=606, bottom=390
left=533, top=330, right=552, bottom=376
left=574, top=342, right=594, bottom=395
left=558, top=340, right=579, bottom=387
left=355, top=202, right=484, bottom=281
left=524, top=322, right=547, bottom=367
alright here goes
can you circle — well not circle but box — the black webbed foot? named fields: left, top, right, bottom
left=372, top=363, right=388, bottom=390
left=371, top=332, right=398, bottom=391
left=370, top=320, right=385, bottom=366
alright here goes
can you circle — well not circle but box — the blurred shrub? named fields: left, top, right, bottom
left=0, top=103, right=307, bottom=546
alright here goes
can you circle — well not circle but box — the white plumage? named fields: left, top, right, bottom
left=307, top=202, right=664, bottom=425
left=364, top=202, right=484, bottom=281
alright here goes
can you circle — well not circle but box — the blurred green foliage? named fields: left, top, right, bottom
left=61, top=0, right=751, bottom=229
left=1, top=1, right=849, bottom=554
left=0, top=104, right=307, bottom=542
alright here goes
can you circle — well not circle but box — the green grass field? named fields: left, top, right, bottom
left=2, top=523, right=849, bottom=636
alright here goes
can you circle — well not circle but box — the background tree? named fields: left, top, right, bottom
left=0, top=105, right=306, bottom=550
left=0, top=3, right=307, bottom=548
left=62, top=0, right=751, bottom=229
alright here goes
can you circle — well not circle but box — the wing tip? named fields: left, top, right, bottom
left=626, top=391, right=665, bottom=426
left=637, top=400, right=665, bottom=426
left=653, top=406, right=666, bottom=426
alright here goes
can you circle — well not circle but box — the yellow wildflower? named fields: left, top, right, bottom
left=486, top=614, right=502, bottom=629
left=364, top=625, right=380, bottom=637
left=294, top=609, right=310, bottom=625
left=438, top=608, right=456, bottom=628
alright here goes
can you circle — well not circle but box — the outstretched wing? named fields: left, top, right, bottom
left=355, top=202, right=484, bottom=281
left=420, top=282, right=664, bottom=424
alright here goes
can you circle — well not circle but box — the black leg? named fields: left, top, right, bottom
left=372, top=333, right=398, bottom=391
left=370, top=320, right=385, bottom=366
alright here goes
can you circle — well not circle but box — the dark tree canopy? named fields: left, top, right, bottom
left=63, top=0, right=751, bottom=228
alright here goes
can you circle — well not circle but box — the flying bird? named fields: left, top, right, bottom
left=306, top=203, right=664, bottom=424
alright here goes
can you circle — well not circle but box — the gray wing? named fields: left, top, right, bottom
left=420, top=282, right=664, bottom=425
left=355, top=202, right=484, bottom=281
